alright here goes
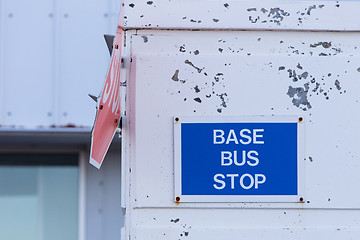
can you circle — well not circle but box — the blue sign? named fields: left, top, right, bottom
left=179, top=122, right=298, bottom=196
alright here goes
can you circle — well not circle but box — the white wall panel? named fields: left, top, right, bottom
left=124, top=30, right=360, bottom=239
left=0, top=0, right=120, bottom=128
left=0, top=0, right=5, bottom=125
left=57, top=0, right=120, bottom=127
left=2, top=0, right=54, bottom=127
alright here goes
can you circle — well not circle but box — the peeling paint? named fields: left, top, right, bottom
left=249, top=16, right=260, bottom=23
left=214, top=73, right=224, bottom=82
left=171, top=218, right=180, bottom=223
left=247, top=4, right=325, bottom=26
left=194, top=97, right=202, bottom=103
left=172, top=70, right=180, bottom=82
left=247, top=7, right=290, bottom=26
left=287, top=85, right=312, bottom=110
left=310, top=41, right=332, bottom=49
left=279, top=59, right=348, bottom=110
left=185, top=59, right=203, bottom=73
left=306, top=5, right=317, bottom=15
left=179, top=45, right=186, bottom=53
left=335, top=80, right=341, bottom=90
left=247, top=8, right=257, bottom=12
left=190, top=19, right=202, bottom=23
left=217, top=93, right=228, bottom=108
left=269, top=8, right=290, bottom=23
left=171, top=70, right=186, bottom=83
left=194, top=85, right=200, bottom=93
left=141, top=36, right=148, bottom=43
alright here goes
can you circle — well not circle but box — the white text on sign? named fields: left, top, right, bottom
left=212, top=129, right=266, bottom=190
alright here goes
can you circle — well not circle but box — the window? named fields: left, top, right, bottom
left=0, top=153, right=79, bottom=240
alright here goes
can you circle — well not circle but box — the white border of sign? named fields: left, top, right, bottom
left=174, top=115, right=305, bottom=203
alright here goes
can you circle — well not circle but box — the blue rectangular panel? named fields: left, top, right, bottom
left=180, top=122, right=298, bottom=196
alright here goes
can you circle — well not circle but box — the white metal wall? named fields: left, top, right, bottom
left=121, top=1, right=360, bottom=239
left=0, top=0, right=120, bottom=128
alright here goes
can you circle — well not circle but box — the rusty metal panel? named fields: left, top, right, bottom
left=123, top=30, right=360, bottom=239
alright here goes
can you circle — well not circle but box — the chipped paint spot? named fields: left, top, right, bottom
left=279, top=61, right=347, bottom=109
left=261, top=8, right=268, bottom=13
left=194, top=97, right=202, bottom=103
left=194, top=85, right=200, bottom=93
left=214, top=73, right=224, bottom=82
left=247, top=8, right=257, bottom=12
left=147, top=1, right=153, bottom=5
left=287, top=68, right=309, bottom=82
left=217, top=93, right=228, bottom=108
left=179, top=45, right=186, bottom=53
left=141, top=36, right=148, bottom=43
left=268, top=8, right=290, bottom=23
left=213, top=18, right=219, bottom=23
left=185, top=60, right=203, bottom=73
left=190, top=19, right=201, bottom=23
left=310, top=41, right=332, bottom=49
left=129, top=3, right=135, bottom=8
left=247, top=7, right=290, bottom=26
left=194, top=50, right=200, bottom=55
left=287, top=85, right=312, bottom=110
left=335, top=80, right=341, bottom=90
left=172, top=70, right=179, bottom=82
left=249, top=16, right=260, bottom=23
left=224, top=3, right=229, bottom=8
left=306, top=5, right=316, bottom=15
left=248, top=5, right=324, bottom=26
left=279, top=66, right=285, bottom=70
left=171, top=218, right=180, bottom=223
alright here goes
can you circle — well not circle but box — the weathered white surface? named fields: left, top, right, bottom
left=123, top=29, right=360, bottom=239
left=123, top=1, right=360, bottom=31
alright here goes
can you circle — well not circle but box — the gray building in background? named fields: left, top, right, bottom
left=0, top=0, right=123, bottom=239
